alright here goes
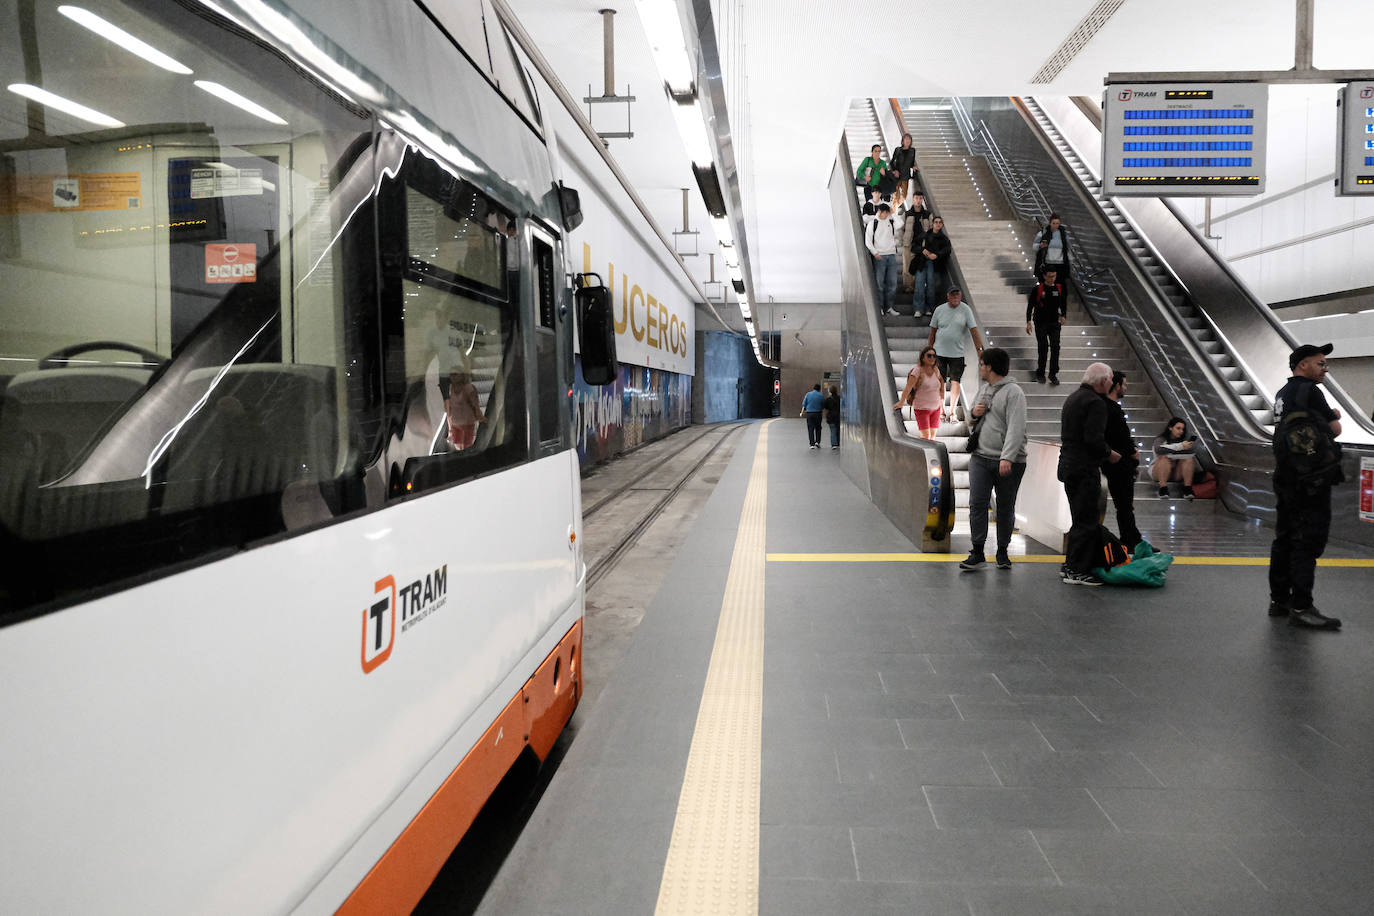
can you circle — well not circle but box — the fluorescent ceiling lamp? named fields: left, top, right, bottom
left=745, top=320, right=755, bottom=335
left=6, top=83, right=124, bottom=127
left=633, top=0, right=694, bottom=92
left=727, top=262, right=744, bottom=282
left=58, top=6, right=192, bottom=73
left=739, top=303, right=752, bottom=320
left=713, top=216, right=733, bottom=247
left=194, top=80, right=286, bottom=124
left=670, top=100, right=713, bottom=167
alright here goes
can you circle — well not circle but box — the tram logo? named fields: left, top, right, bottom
left=1118, top=90, right=1133, bottom=101
left=360, top=566, right=450, bottom=673
left=361, top=575, right=397, bottom=673
left=1362, top=86, right=1374, bottom=100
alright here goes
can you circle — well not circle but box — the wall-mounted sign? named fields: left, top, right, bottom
left=0, top=172, right=142, bottom=213
left=205, top=243, right=257, bottom=284
left=1336, top=82, right=1374, bottom=196
left=1102, top=83, right=1268, bottom=196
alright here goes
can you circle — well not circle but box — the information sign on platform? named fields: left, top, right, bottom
left=1360, top=457, right=1373, bottom=524
left=1102, top=82, right=1268, bottom=196
left=1336, top=81, right=1374, bottom=196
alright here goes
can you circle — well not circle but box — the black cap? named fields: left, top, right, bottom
left=1289, top=342, right=1333, bottom=370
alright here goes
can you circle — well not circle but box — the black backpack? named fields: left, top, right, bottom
left=1273, top=393, right=1344, bottom=489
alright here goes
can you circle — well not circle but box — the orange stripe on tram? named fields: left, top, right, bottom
left=337, top=619, right=583, bottom=915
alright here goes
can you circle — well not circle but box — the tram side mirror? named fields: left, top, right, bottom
left=576, top=274, right=618, bottom=386
left=556, top=181, right=584, bottom=232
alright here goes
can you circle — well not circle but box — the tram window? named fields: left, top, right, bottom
left=387, top=156, right=527, bottom=493
left=0, top=1, right=380, bottom=618
left=532, top=236, right=560, bottom=444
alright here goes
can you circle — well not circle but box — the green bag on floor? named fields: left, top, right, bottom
left=1093, top=540, right=1174, bottom=587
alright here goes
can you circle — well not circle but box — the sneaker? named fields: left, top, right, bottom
left=996, top=552, right=1012, bottom=569
left=1157, top=486, right=1169, bottom=498
left=958, top=552, right=986, bottom=571
left=1033, top=372, right=1046, bottom=383
left=1267, top=600, right=1290, bottom=618
left=1063, top=570, right=1104, bottom=587
left=831, top=445, right=839, bottom=450
left=1059, top=563, right=1070, bottom=579
left=1182, top=486, right=1195, bottom=500
left=1048, top=375, right=1060, bottom=386
left=810, top=444, right=819, bottom=449
left=1290, top=606, right=1342, bottom=629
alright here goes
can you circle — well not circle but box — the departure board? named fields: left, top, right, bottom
left=1336, top=81, right=1374, bottom=196
left=1102, top=82, right=1268, bottom=196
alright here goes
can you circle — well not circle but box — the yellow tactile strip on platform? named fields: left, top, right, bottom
left=767, top=553, right=1374, bottom=567
left=654, top=421, right=771, bottom=916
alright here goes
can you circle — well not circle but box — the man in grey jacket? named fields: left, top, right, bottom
left=959, top=348, right=1028, bottom=571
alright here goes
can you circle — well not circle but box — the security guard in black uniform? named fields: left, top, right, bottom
left=1268, top=343, right=1343, bottom=629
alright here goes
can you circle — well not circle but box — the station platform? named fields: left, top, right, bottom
left=474, top=419, right=1374, bottom=915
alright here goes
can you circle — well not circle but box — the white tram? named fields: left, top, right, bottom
left=0, top=0, right=617, bottom=910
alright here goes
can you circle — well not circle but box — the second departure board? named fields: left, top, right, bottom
left=1336, top=81, right=1374, bottom=196
left=1102, top=82, right=1268, bottom=196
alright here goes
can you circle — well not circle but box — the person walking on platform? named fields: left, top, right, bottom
left=801, top=383, right=825, bottom=449
left=926, top=287, right=984, bottom=422
left=959, top=348, right=1028, bottom=571
left=824, top=385, right=842, bottom=450
left=1025, top=267, right=1067, bottom=385
left=1058, top=362, right=1120, bottom=586
left=1032, top=213, right=1070, bottom=281
left=1102, top=370, right=1141, bottom=551
left=866, top=203, right=903, bottom=316
left=1269, top=343, right=1345, bottom=629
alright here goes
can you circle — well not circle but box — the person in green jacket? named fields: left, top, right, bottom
left=856, top=144, right=885, bottom=191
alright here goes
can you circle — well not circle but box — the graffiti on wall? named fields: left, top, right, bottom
left=573, top=357, right=691, bottom=466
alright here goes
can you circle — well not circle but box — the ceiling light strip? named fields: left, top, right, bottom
left=6, top=83, right=125, bottom=127
left=1030, top=0, right=1126, bottom=84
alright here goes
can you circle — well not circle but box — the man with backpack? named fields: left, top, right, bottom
left=1269, top=343, right=1345, bottom=629
left=865, top=203, right=903, bottom=316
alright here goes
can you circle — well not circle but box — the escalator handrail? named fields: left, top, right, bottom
left=836, top=125, right=955, bottom=540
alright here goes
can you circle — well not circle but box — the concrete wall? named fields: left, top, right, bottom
left=779, top=329, right=842, bottom=413
left=693, top=330, right=776, bottom=422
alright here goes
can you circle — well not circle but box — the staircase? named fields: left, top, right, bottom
left=1021, top=97, right=1274, bottom=429
left=898, top=100, right=1175, bottom=505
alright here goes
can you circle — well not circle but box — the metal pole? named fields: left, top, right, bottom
left=1203, top=198, right=1221, bottom=240
left=1294, top=0, right=1314, bottom=71
left=599, top=9, right=615, bottom=97
left=708, top=252, right=716, bottom=282
left=681, top=188, right=690, bottom=231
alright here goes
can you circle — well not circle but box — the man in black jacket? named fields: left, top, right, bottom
left=1025, top=268, right=1067, bottom=384
left=1269, top=343, right=1344, bottom=629
left=1058, top=362, right=1120, bottom=585
left=1102, top=371, right=1141, bottom=550
left=914, top=216, right=952, bottom=315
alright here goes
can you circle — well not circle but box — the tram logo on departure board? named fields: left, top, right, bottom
left=1102, top=82, right=1268, bottom=197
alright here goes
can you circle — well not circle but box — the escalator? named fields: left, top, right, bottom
left=955, top=95, right=1374, bottom=547
left=828, top=99, right=956, bottom=552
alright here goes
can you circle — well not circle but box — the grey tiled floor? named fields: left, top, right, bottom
left=765, top=420, right=1374, bottom=915
left=476, top=419, right=1374, bottom=915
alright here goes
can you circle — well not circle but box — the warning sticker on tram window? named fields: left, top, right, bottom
left=190, top=166, right=264, bottom=199
left=205, top=243, right=257, bottom=284
left=0, top=172, right=143, bottom=213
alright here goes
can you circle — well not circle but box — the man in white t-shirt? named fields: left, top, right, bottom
left=925, top=288, right=985, bottom=420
